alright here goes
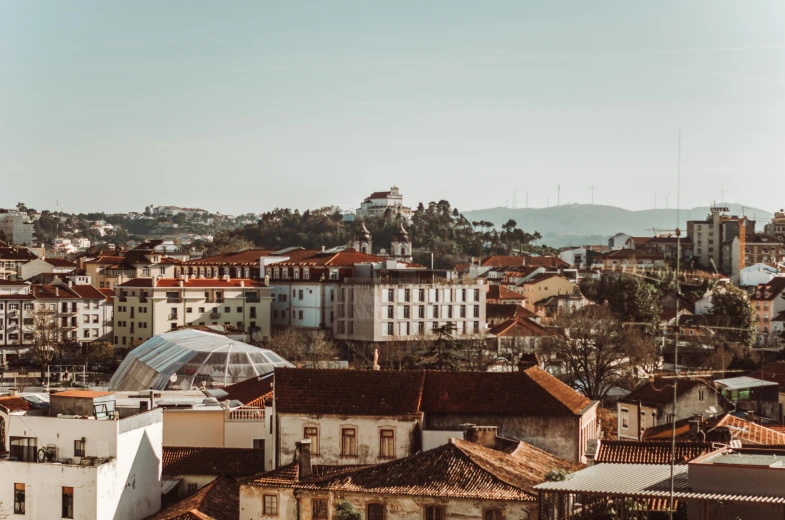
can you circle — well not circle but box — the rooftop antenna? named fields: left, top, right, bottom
left=589, top=186, right=598, bottom=205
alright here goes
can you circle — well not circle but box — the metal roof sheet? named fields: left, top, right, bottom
left=714, top=376, right=778, bottom=391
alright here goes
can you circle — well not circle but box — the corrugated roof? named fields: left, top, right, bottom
left=714, top=376, right=777, bottom=391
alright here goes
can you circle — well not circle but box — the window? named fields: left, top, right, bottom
left=253, top=439, right=264, bottom=450
left=299, top=290, right=304, bottom=300
left=698, top=390, right=705, bottom=402
left=387, top=306, right=394, bottom=319
left=10, top=437, right=37, bottom=462
left=418, top=305, right=425, bottom=319
left=74, top=439, right=85, bottom=457
left=473, top=305, right=480, bottom=318
left=621, top=408, right=629, bottom=429
left=187, top=483, right=198, bottom=494
left=403, top=306, right=410, bottom=319
left=473, top=288, right=480, bottom=301
left=380, top=429, right=395, bottom=458
left=298, top=310, right=304, bottom=320
left=312, top=498, right=328, bottom=519
left=418, top=289, right=425, bottom=302
left=341, top=428, right=357, bottom=456
left=387, top=289, right=394, bottom=302
left=433, top=305, right=439, bottom=319
left=367, top=504, right=385, bottom=520
left=404, top=289, right=411, bottom=302
left=386, top=322, right=394, bottom=336
left=237, top=307, right=242, bottom=313
left=62, top=486, right=74, bottom=518
left=484, top=510, right=503, bottom=520
left=14, top=483, right=24, bottom=514
left=460, top=305, right=466, bottom=318
left=425, top=506, right=444, bottom=520
left=263, top=495, right=278, bottom=515
left=225, top=306, right=230, bottom=313
left=304, top=427, right=319, bottom=454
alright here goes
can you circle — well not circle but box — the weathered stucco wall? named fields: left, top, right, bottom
left=425, top=413, right=582, bottom=461
left=239, top=486, right=538, bottom=520
left=162, top=409, right=224, bottom=447
left=278, top=413, right=420, bottom=466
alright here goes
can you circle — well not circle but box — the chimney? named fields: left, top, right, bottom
left=240, top=280, right=245, bottom=288
left=746, top=410, right=755, bottom=423
left=223, top=274, right=230, bottom=282
left=67, top=280, right=73, bottom=288
left=296, top=439, right=312, bottom=478
left=55, top=287, right=59, bottom=296
left=689, top=414, right=702, bottom=437
left=178, top=280, right=184, bottom=287
left=463, top=425, right=498, bottom=447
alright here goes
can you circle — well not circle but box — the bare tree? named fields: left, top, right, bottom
left=538, top=307, right=659, bottom=400
left=264, top=328, right=339, bottom=366
left=459, top=332, right=499, bottom=372
left=350, top=341, right=421, bottom=371
left=23, top=306, right=61, bottom=371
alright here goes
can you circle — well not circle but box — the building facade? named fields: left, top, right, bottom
left=356, top=186, right=412, bottom=220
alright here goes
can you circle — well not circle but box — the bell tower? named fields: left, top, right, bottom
left=391, top=223, right=412, bottom=261
left=353, top=223, right=373, bottom=254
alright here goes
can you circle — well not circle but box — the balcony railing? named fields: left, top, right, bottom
left=167, top=314, right=178, bottom=321
left=228, top=408, right=264, bottom=421
left=166, top=298, right=182, bottom=304
left=210, top=312, right=221, bottom=319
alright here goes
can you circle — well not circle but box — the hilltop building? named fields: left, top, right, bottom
left=356, top=186, right=412, bottom=220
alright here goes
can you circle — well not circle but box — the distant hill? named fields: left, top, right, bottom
left=461, top=203, right=773, bottom=248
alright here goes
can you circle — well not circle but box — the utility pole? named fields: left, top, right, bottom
left=588, top=186, right=598, bottom=205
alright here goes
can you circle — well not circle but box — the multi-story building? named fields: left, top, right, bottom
left=113, top=276, right=272, bottom=349
left=625, top=236, right=693, bottom=263
left=0, top=390, right=163, bottom=520
left=687, top=205, right=753, bottom=272
left=18, top=257, right=77, bottom=281
left=764, top=209, right=785, bottom=240
left=355, top=186, right=412, bottom=220
left=722, top=234, right=785, bottom=277
left=0, top=246, right=38, bottom=280
left=0, top=209, right=35, bottom=246
left=85, top=247, right=181, bottom=289
left=333, top=269, right=487, bottom=342
left=518, top=273, right=578, bottom=312
left=751, top=278, right=785, bottom=347
left=0, top=279, right=113, bottom=360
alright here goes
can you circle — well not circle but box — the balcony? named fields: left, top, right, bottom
left=166, top=298, right=182, bottom=304
left=167, top=313, right=179, bottom=321
left=228, top=408, right=264, bottom=421
left=210, top=312, right=221, bottom=319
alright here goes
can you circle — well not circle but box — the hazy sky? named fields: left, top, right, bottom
left=2, top=1, right=784, bottom=214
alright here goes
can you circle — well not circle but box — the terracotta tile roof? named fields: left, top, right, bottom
left=182, top=250, right=276, bottom=266
left=98, top=288, right=115, bottom=300
left=118, top=278, right=261, bottom=288
left=44, top=258, right=77, bottom=267
left=0, top=395, right=31, bottom=412
left=526, top=256, right=570, bottom=268
left=162, top=447, right=267, bottom=477
left=367, top=190, right=393, bottom=199
left=84, top=255, right=125, bottom=265
left=486, top=285, right=526, bottom=301
left=0, top=247, right=38, bottom=261
left=487, top=318, right=555, bottom=338
left=53, top=390, right=113, bottom=398
left=247, top=439, right=582, bottom=502
left=748, top=361, right=785, bottom=388
left=521, top=273, right=567, bottom=286
left=421, top=367, right=592, bottom=416
left=711, top=415, right=785, bottom=446
left=622, top=379, right=709, bottom=407
left=69, top=284, right=107, bottom=299
left=275, top=367, right=592, bottom=417
left=595, top=440, right=712, bottom=465
left=274, top=368, right=425, bottom=416
left=480, top=256, right=527, bottom=267
left=223, top=373, right=274, bottom=406
left=243, top=464, right=363, bottom=488
left=751, top=278, right=785, bottom=301
left=146, top=476, right=238, bottom=520
left=0, top=280, right=30, bottom=286
left=486, top=303, right=537, bottom=321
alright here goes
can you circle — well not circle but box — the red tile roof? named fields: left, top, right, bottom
left=274, top=368, right=425, bottom=416
left=751, top=278, right=785, bottom=301
left=223, top=374, right=274, bottom=406
left=84, top=255, right=125, bottom=265
left=422, top=367, right=592, bottom=416
left=0, top=395, right=31, bottom=412
left=182, top=250, right=276, bottom=266
left=44, top=258, right=77, bottom=268
left=0, top=247, right=38, bottom=261
left=246, top=439, right=582, bottom=502
left=486, top=303, right=538, bottom=321
left=711, top=415, right=785, bottom=446
left=274, top=366, right=593, bottom=417
left=146, top=476, right=238, bottom=520
left=70, top=285, right=108, bottom=299
left=526, top=256, right=570, bottom=268
left=162, top=447, right=267, bottom=477
left=480, top=256, right=527, bottom=268
left=487, top=318, right=556, bottom=338
left=53, top=390, right=113, bottom=398
left=486, top=285, right=526, bottom=301
left=521, top=273, right=569, bottom=286
left=622, top=379, right=712, bottom=407
left=118, top=278, right=261, bottom=288
left=594, top=440, right=712, bottom=465
left=748, top=361, right=785, bottom=388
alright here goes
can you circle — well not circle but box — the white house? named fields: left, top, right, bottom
left=739, top=262, right=785, bottom=287
left=356, top=186, right=412, bottom=221
left=0, top=390, right=163, bottom=520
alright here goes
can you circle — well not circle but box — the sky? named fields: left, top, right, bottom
left=1, top=1, right=784, bottom=215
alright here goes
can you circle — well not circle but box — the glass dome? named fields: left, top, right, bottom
left=109, top=329, right=293, bottom=391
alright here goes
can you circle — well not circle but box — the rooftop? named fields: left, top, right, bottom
left=162, top=447, right=267, bottom=477
left=594, top=440, right=712, bottom=465
left=147, top=476, right=239, bottom=520
left=714, top=376, right=778, bottom=391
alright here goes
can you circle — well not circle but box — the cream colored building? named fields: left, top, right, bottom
left=333, top=271, right=487, bottom=342
left=113, top=276, right=272, bottom=349
left=85, top=249, right=181, bottom=290
left=519, top=274, right=578, bottom=311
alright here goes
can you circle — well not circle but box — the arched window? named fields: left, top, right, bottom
left=401, top=246, right=406, bottom=256
left=367, top=503, right=384, bottom=520
left=425, top=506, right=444, bottom=520
left=361, top=246, right=367, bottom=254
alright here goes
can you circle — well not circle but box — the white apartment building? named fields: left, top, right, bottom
left=333, top=270, right=487, bottom=342
left=113, top=276, right=272, bottom=349
left=0, top=390, right=163, bottom=520
left=0, top=280, right=113, bottom=360
left=0, top=246, right=38, bottom=280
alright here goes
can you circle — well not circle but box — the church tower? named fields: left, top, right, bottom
left=391, top=223, right=412, bottom=261
left=354, top=223, right=373, bottom=254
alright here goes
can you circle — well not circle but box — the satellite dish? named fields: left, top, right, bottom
left=170, top=374, right=178, bottom=383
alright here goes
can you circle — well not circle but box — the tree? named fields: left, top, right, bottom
left=538, top=307, right=660, bottom=400
left=334, top=501, right=361, bottom=520
left=350, top=341, right=421, bottom=371
left=459, top=332, right=498, bottom=372
left=418, top=324, right=462, bottom=371
left=601, top=273, right=661, bottom=335
left=263, top=328, right=339, bottom=366
left=709, top=284, right=756, bottom=347
left=85, top=340, right=114, bottom=364
left=23, top=306, right=62, bottom=371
